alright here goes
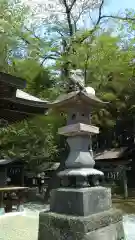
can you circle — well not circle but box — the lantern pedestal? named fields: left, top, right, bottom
left=38, top=208, right=124, bottom=240
left=50, top=187, right=112, bottom=216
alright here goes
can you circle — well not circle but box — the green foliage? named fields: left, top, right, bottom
left=0, top=115, right=65, bottom=169
left=0, top=0, right=29, bottom=70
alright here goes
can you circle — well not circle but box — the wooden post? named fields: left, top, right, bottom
left=123, top=168, right=128, bottom=199
left=21, top=167, right=24, bottom=186
left=0, top=192, right=3, bottom=208
left=5, top=193, right=12, bottom=213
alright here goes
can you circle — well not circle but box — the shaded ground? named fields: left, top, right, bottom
left=113, top=197, right=135, bottom=214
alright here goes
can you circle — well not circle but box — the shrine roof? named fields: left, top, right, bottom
left=0, top=72, right=25, bottom=89
left=0, top=71, right=48, bottom=107
left=37, top=162, right=60, bottom=172
left=94, top=147, right=128, bottom=161
left=16, top=89, right=47, bottom=103
left=0, top=159, right=13, bottom=165
left=15, top=89, right=48, bottom=108
left=0, top=72, right=49, bottom=122
left=0, top=159, right=24, bottom=165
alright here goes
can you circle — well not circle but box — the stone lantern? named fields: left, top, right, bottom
left=38, top=74, right=125, bottom=240
left=50, top=90, right=104, bottom=188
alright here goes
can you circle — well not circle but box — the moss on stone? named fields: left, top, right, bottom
left=39, top=208, right=123, bottom=234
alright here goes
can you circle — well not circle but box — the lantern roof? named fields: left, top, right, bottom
left=46, top=90, right=107, bottom=111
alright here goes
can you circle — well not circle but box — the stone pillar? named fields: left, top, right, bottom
left=38, top=90, right=125, bottom=240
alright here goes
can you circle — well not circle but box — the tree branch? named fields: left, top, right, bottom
left=40, top=54, right=58, bottom=66
left=95, top=0, right=104, bottom=26
left=69, top=0, right=77, bottom=12
left=74, top=0, right=135, bottom=44
left=100, top=14, right=135, bottom=21
left=62, top=0, right=74, bottom=36
left=56, top=29, right=65, bottom=38
left=70, top=13, right=77, bottom=32
left=77, top=0, right=105, bottom=43
left=24, top=27, right=43, bottom=42
left=84, top=52, right=90, bottom=83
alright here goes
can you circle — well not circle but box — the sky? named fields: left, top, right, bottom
left=23, top=0, right=135, bottom=13
left=105, top=0, right=135, bottom=13
left=22, top=0, right=135, bottom=27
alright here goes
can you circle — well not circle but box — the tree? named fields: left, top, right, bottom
left=86, top=30, right=135, bottom=148
left=11, top=59, right=59, bottom=99
left=22, top=0, right=106, bottom=85
left=0, top=114, right=66, bottom=171
left=0, top=0, right=25, bottom=70
left=24, top=0, right=135, bottom=84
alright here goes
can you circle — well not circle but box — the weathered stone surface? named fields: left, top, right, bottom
left=58, top=168, right=103, bottom=178
left=84, top=221, right=125, bottom=240
left=64, top=136, right=96, bottom=169
left=58, top=123, right=99, bottom=136
left=50, top=187, right=111, bottom=216
left=38, top=208, right=124, bottom=240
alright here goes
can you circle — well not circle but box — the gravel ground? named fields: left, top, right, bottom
left=0, top=203, right=49, bottom=240
left=0, top=213, right=39, bottom=240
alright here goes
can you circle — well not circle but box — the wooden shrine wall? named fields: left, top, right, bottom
left=0, top=81, right=16, bottom=98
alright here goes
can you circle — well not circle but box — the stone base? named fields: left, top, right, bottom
left=50, top=187, right=112, bottom=216
left=38, top=208, right=125, bottom=240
